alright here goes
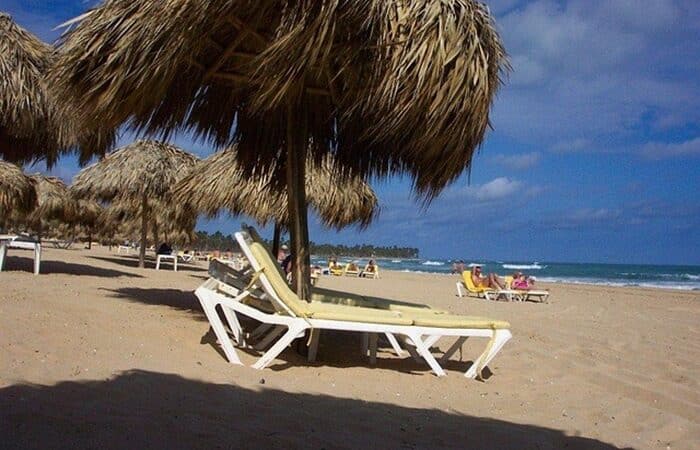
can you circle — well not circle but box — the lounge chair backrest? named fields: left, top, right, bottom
left=236, top=229, right=311, bottom=317
left=462, top=270, right=485, bottom=293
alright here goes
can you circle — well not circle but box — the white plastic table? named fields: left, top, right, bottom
left=117, top=245, right=131, bottom=254
left=0, top=236, right=41, bottom=275
left=156, top=254, right=177, bottom=271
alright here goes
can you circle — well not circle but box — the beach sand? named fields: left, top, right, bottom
left=1, top=246, right=698, bottom=449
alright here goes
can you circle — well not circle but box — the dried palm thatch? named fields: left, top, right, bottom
left=0, top=13, right=115, bottom=167
left=99, top=195, right=196, bottom=246
left=25, top=175, right=78, bottom=230
left=72, top=140, right=198, bottom=267
left=174, top=145, right=378, bottom=229
left=52, top=0, right=508, bottom=298
left=0, top=159, right=37, bottom=219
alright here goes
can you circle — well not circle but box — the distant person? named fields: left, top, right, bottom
left=281, top=252, right=294, bottom=275
left=157, top=242, right=172, bottom=255
left=451, top=260, right=465, bottom=274
left=471, top=265, right=504, bottom=290
left=277, top=244, right=289, bottom=264
left=360, top=259, right=377, bottom=277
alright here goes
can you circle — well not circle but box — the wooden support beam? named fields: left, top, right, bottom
left=204, top=30, right=250, bottom=80
left=226, top=15, right=269, bottom=47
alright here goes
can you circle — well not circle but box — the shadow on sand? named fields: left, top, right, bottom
left=2, top=256, right=142, bottom=278
left=0, top=370, right=625, bottom=449
left=102, top=287, right=206, bottom=319
left=89, top=255, right=208, bottom=273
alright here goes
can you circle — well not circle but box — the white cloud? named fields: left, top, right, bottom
left=549, top=138, right=589, bottom=153
left=491, top=0, right=700, bottom=152
left=466, top=177, right=522, bottom=201
left=492, top=152, right=541, bottom=169
left=640, top=137, right=700, bottom=159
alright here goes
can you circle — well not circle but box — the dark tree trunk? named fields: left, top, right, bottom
left=285, top=101, right=311, bottom=300
left=139, top=194, right=148, bottom=268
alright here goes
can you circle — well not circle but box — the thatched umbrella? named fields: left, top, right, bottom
left=27, top=175, right=78, bottom=227
left=0, top=160, right=37, bottom=222
left=52, top=1, right=508, bottom=298
left=0, top=13, right=114, bottom=167
left=72, top=140, right=197, bottom=268
left=173, top=145, right=378, bottom=254
left=72, top=198, right=102, bottom=248
left=99, top=194, right=196, bottom=249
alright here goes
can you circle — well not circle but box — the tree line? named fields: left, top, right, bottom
left=192, top=230, right=419, bottom=258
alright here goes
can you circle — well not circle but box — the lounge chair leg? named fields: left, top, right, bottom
left=221, top=307, right=245, bottom=347
left=369, top=333, right=378, bottom=365
left=0, top=243, right=7, bottom=272
left=34, top=244, right=41, bottom=275
left=307, top=329, right=320, bottom=362
left=254, top=325, right=286, bottom=351
left=407, top=332, right=447, bottom=377
left=384, top=333, right=407, bottom=357
left=464, top=330, right=512, bottom=379
left=250, top=323, right=274, bottom=341
left=424, top=334, right=442, bottom=349
left=399, top=335, right=423, bottom=363
left=252, top=323, right=309, bottom=370
left=441, top=336, right=468, bottom=363
left=196, top=290, right=242, bottom=365
left=456, top=282, right=464, bottom=297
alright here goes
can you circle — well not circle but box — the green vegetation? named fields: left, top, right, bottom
left=193, top=230, right=419, bottom=258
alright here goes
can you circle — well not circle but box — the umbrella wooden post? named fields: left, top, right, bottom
left=271, top=222, right=281, bottom=261
left=286, top=102, right=312, bottom=300
left=139, top=193, right=148, bottom=268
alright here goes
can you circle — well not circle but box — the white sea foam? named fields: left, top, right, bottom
left=502, top=263, right=544, bottom=270
left=537, top=277, right=700, bottom=291
left=421, top=260, right=444, bottom=266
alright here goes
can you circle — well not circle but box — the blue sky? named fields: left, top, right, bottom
left=6, top=0, right=700, bottom=264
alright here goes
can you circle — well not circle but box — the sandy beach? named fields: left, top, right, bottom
left=1, top=245, right=698, bottom=449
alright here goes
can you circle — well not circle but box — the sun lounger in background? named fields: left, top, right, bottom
left=194, top=226, right=512, bottom=379
left=156, top=253, right=177, bottom=271
left=344, top=263, right=360, bottom=277
left=457, top=271, right=549, bottom=303
left=0, top=235, right=41, bottom=275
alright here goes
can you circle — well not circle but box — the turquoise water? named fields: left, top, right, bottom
left=310, top=257, right=700, bottom=291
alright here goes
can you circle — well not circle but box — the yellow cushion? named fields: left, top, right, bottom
left=462, top=271, right=493, bottom=293
left=411, top=314, right=510, bottom=329
left=249, top=241, right=311, bottom=316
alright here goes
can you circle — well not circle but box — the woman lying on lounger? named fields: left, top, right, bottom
left=471, top=265, right=505, bottom=290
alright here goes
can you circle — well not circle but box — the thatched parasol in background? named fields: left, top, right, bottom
left=72, top=140, right=198, bottom=267
left=173, top=145, right=378, bottom=255
left=22, top=175, right=78, bottom=237
left=52, top=0, right=508, bottom=298
left=72, top=198, right=103, bottom=248
left=99, top=195, right=196, bottom=248
left=0, top=13, right=114, bottom=167
left=0, top=160, right=37, bottom=222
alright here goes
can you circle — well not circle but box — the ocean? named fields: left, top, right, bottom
left=310, top=257, right=700, bottom=291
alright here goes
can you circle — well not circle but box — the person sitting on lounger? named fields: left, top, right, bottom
left=471, top=265, right=504, bottom=290
left=361, top=259, right=378, bottom=277
left=157, top=242, right=172, bottom=255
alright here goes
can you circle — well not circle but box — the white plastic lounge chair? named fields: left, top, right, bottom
left=156, top=253, right=177, bottom=271
left=194, top=227, right=512, bottom=379
left=0, top=235, right=41, bottom=275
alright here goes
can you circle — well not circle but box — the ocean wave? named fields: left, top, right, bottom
left=391, top=259, right=402, bottom=263
left=537, top=276, right=700, bottom=291
left=502, top=263, right=544, bottom=270
left=421, top=260, right=444, bottom=266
